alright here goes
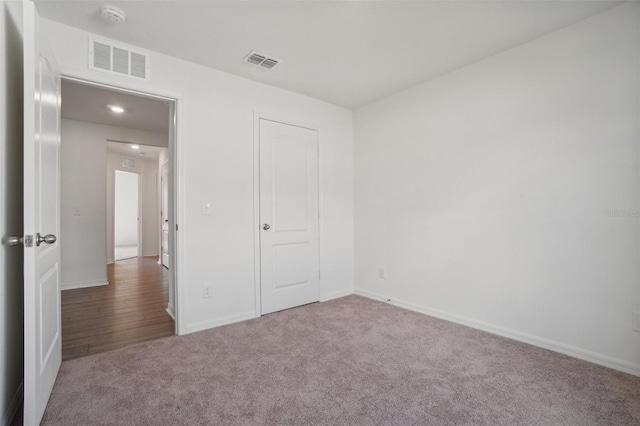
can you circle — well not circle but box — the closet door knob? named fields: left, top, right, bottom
left=36, top=233, right=57, bottom=246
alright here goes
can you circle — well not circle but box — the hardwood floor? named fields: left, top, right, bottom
left=62, top=256, right=175, bottom=361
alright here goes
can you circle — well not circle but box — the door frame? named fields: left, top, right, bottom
left=62, top=75, right=185, bottom=335
left=252, top=110, right=322, bottom=318
left=113, top=169, right=142, bottom=260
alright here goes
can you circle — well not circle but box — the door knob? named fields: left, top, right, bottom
left=262, top=224, right=270, bottom=230
left=6, top=236, right=24, bottom=246
left=5, top=235, right=33, bottom=247
left=36, top=233, right=56, bottom=247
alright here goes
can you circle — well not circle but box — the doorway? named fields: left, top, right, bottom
left=114, top=170, right=141, bottom=261
left=59, top=78, right=178, bottom=360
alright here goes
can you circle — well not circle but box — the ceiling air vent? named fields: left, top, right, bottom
left=243, top=51, right=281, bottom=70
left=88, top=37, right=150, bottom=80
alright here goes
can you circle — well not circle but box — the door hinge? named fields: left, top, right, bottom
left=24, top=235, right=33, bottom=247
left=176, top=224, right=179, bottom=231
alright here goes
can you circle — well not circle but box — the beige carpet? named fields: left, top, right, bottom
left=42, top=295, right=640, bottom=425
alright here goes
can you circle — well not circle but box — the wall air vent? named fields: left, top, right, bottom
left=88, top=37, right=150, bottom=80
left=122, top=157, right=136, bottom=168
left=243, top=51, right=281, bottom=70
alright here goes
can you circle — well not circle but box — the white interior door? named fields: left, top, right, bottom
left=23, top=3, right=62, bottom=424
left=259, top=119, right=319, bottom=315
left=161, top=163, right=169, bottom=268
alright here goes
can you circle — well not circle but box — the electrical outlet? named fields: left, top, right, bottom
left=203, top=285, right=212, bottom=299
left=633, top=311, right=640, bottom=332
left=378, top=267, right=386, bottom=279
left=74, top=207, right=81, bottom=216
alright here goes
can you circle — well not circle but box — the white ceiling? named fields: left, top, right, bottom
left=61, top=79, right=170, bottom=133
left=107, top=140, right=164, bottom=160
left=38, top=1, right=619, bottom=109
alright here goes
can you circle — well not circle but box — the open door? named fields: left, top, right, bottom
left=160, top=162, right=169, bottom=268
left=23, top=2, right=62, bottom=424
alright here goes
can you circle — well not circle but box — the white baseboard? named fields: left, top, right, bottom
left=143, top=251, right=159, bottom=257
left=354, top=289, right=394, bottom=303
left=184, top=311, right=256, bottom=335
left=62, top=279, right=109, bottom=291
left=165, top=304, right=175, bottom=320
left=107, top=259, right=114, bottom=265
left=354, top=288, right=640, bottom=377
left=320, top=289, right=353, bottom=302
left=2, top=381, right=22, bottom=426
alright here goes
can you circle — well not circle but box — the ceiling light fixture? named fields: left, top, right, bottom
left=130, top=145, right=140, bottom=150
left=100, top=5, right=126, bottom=24
left=108, top=105, right=125, bottom=113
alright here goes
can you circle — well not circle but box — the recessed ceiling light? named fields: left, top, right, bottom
left=108, top=105, right=125, bottom=113
left=130, top=145, right=140, bottom=150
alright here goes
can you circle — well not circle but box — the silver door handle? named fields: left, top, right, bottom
left=262, top=224, right=270, bottom=230
left=5, top=235, right=34, bottom=247
left=6, top=236, right=24, bottom=246
left=36, top=233, right=56, bottom=247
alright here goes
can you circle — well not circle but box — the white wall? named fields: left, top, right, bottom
left=107, top=150, right=160, bottom=261
left=43, top=19, right=355, bottom=334
left=114, top=171, right=139, bottom=248
left=60, top=119, right=107, bottom=289
left=61, top=119, right=165, bottom=288
left=140, top=157, right=159, bottom=257
left=354, top=3, right=640, bottom=375
left=0, top=1, right=23, bottom=423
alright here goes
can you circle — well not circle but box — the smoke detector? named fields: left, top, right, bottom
left=100, top=5, right=126, bottom=24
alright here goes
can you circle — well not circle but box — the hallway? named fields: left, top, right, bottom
left=61, top=257, right=174, bottom=360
